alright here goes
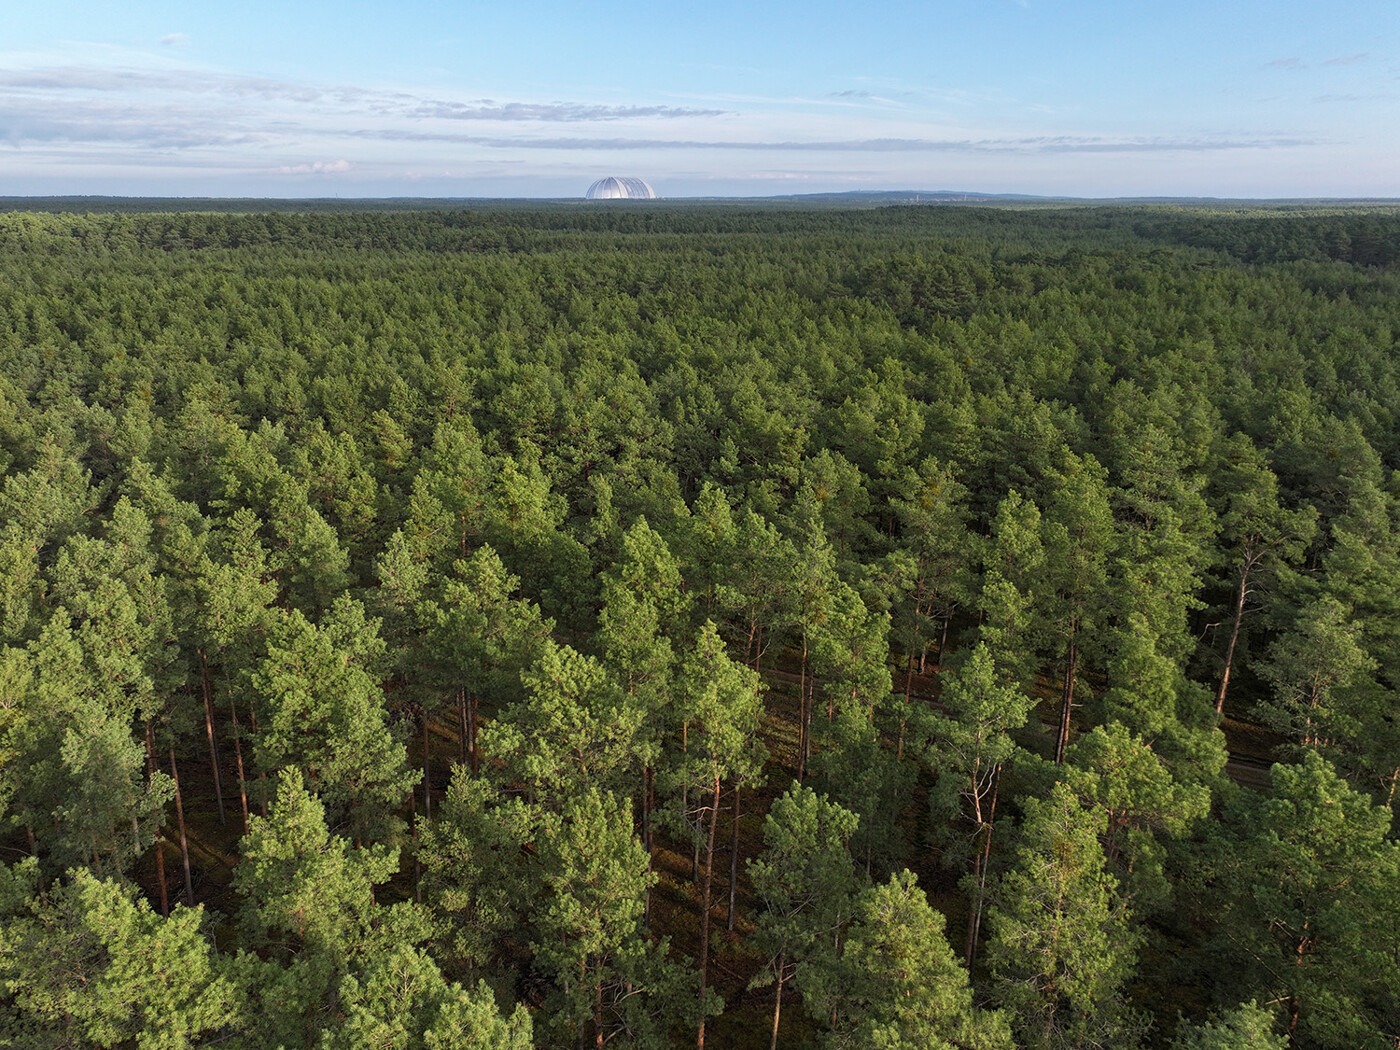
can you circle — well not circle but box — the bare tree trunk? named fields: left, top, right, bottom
left=1216, top=567, right=1249, bottom=714
left=227, top=691, right=250, bottom=834
left=899, top=651, right=916, bottom=759
left=797, top=633, right=810, bottom=781
left=594, top=964, right=605, bottom=1050
left=248, top=706, right=268, bottom=817
left=697, top=767, right=722, bottom=1050
left=457, top=687, right=468, bottom=764
left=143, top=721, right=169, bottom=918
left=937, top=610, right=953, bottom=667
left=964, top=765, right=1001, bottom=973
left=643, top=764, right=654, bottom=924
left=1054, top=640, right=1078, bottom=764
left=769, top=963, right=786, bottom=1050
left=642, top=766, right=654, bottom=853
left=727, top=782, right=741, bottom=930
left=1288, top=923, right=1309, bottom=1049
left=198, top=649, right=226, bottom=825
left=469, top=690, right=480, bottom=775
left=169, top=746, right=195, bottom=906
left=422, top=712, right=432, bottom=820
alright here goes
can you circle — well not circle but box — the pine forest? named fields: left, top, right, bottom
left=3, top=200, right=1400, bottom=1049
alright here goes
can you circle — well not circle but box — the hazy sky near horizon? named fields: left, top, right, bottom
left=3, top=1, right=1396, bottom=199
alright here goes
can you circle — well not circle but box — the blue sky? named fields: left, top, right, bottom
left=3, top=1, right=1396, bottom=198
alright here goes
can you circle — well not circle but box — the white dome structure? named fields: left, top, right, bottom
left=585, top=176, right=657, bottom=200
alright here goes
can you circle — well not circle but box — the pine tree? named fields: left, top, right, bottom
left=801, top=871, right=1013, bottom=1050
left=0, top=865, right=242, bottom=1048
left=986, top=783, right=1144, bottom=1050
left=1194, top=753, right=1400, bottom=1048
left=247, top=604, right=417, bottom=841
left=747, top=783, right=862, bottom=1050
left=532, top=786, right=697, bottom=1050
left=232, top=767, right=400, bottom=958
left=920, top=643, right=1035, bottom=970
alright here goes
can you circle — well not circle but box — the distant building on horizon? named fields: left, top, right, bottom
left=585, top=177, right=657, bottom=200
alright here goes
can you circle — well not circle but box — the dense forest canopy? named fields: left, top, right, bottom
left=2, top=201, right=1400, bottom=1049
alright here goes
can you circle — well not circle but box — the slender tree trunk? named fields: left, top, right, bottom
left=152, top=826, right=169, bottom=918
left=769, top=962, right=786, bottom=1050
left=643, top=764, right=654, bottom=924
left=143, top=721, right=169, bottom=918
left=227, top=691, right=250, bottom=834
left=642, top=765, right=654, bottom=853
left=1055, top=640, right=1078, bottom=764
left=457, top=687, right=469, bottom=764
left=198, top=649, right=226, bottom=825
left=964, top=765, right=1001, bottom=973
left=937, top=609, right=953, bottom=667
left=804, top=672, right=815, bottom=775
left=682, top=722, right=696, bottom=880
left=595, top=966, right=605, bottom=1050
left=169, top=746, right=195, bottom=906
left=797, top=633, right=810, bottom=782
left=248, top=706, right=268, bottom=817
left=411, top=789, right=423, bottom=905
left=422, top=712, right=432, bottom=820
left=727, top=782, right=741, bottom=930
left=697, top=767, right=722, bottom=1050
left=468, top=691, right=480, bottom=775
left=1216, top=567, right=1250, bottom=714
left=1288, top=923, right=1309, bottom=1049
left=899, top=651, right=916, bottom=759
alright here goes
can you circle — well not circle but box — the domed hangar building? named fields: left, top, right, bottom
left=585, top=176, right=657, bottom=200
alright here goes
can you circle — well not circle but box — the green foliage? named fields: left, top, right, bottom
left=3, top=615, right=174, bottom=879
left=418, top=771, right=536, bottom=974
left=1192, top=753, right=1400, bottom=1048
left=1059, top=722, right=1210, bottom=912
left=233, top=767, right=402, bottom=957
left=0, top=867, right=242, bottom=1049
left=748, top=783, right=862, bottom=1000
left=5, top=202, right=1400, bottom=1047
left=986, top=783, right=1145, bottom=1050
left=1256, top=596, right=1376, bottom=753
left=247, top=607, right=416, bottom=840
left=924, top=643, right=1035, bottom=834
left=802, top=871, right=1013, bottom=1050
left=1170, top=1002, right=1285, bottom=1050
left=484, top=639, right=644, bottom=804
left=322, top=948, right=531, bottom=1050
left=532, top=786, right=697, bottom=1049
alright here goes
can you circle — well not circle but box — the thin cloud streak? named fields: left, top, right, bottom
left=360, top=129, right=1316, bottom=154
left=409, top=101, right=726, bottom=121
left=0, top=66, right=725, bottom=120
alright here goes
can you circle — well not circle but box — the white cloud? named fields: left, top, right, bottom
left=160, top=33, right=190, bottom=47
left=277, top=159, right=352, bottom=174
